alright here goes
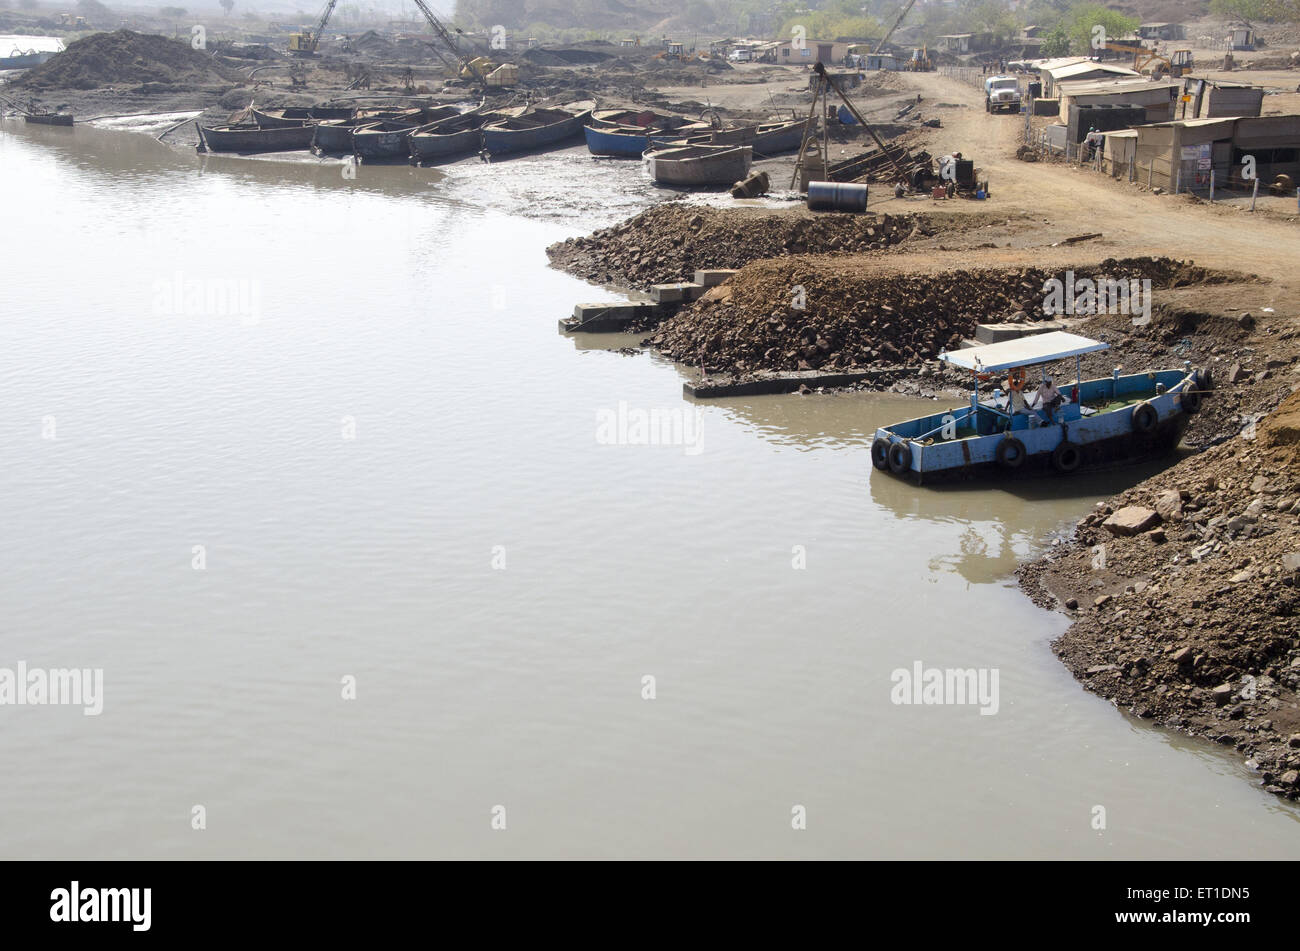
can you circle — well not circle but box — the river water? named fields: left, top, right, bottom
left=2, top=119, right=1298, bottom=859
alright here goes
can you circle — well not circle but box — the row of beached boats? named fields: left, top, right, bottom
left=195, top=99, right=813, bottom=187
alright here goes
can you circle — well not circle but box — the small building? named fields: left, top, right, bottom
left=618, top=38, right=637, bottom=48
left=1191, top=79, right=1264, bottom=119
left=936, top=33, right=993, bottom=54
left=1137, top=23, right=1185, bottom=42
left=1226, top=27, right=1255, bottom=51
left=1055, top=78, right=1180, bottom=124
left=865, top=53, right=900, bottom=71
left=1119, top=115, right=1300, bottom=191
left=775, top=40, right=853, bottom=66
left=1021, top=25, right=1044, bottom=39
left=1041, top=60, right=1139, bottom=97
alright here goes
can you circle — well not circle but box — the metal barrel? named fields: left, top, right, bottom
left=806, top=181, right=868, bottom=212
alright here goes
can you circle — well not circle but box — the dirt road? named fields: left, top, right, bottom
left=888, top=70, right=1300, bottom=290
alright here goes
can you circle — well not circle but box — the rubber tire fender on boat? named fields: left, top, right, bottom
left=871, top=438, right=892, bottom=471
left=1051, top=440, right=1082, bottom=473
left=1181, top=385, right=1202, bottom=414
left=1131, top=401, right=1159, bottom=434
left=887, top=441, right=912, bottom=475
left=996, top=436, right=1026, bottom=470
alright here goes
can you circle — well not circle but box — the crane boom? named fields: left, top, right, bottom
left=408, top=0, right=490, bottom=88
left=312, top=0, right=339, bottom=43
left=874, top=0, right=919, bottom=54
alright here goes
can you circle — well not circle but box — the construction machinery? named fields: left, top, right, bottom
left=1097, top=40, right=1180, bottom=78
left=906, top=46, right=932, bottom=71
left=288, top=0, right=338, bottom=56
left=873, top=0, right=918, bottom=54
left=408, top=0, right=515, bottom=89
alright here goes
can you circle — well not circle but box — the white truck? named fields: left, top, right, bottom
left=984, top=75, right=1021, bottom=114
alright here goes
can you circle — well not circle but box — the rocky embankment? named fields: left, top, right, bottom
left=1022, top=389, right=1300, bottom=799
left=649, top=256, right=1230, bottom=377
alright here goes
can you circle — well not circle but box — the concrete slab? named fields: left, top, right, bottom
left=694, top=269, right=738, bottom=287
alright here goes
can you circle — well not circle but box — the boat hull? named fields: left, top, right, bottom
left=24, top=113, right=73, bottom=126
left=645, top=145, right=752, bottom=186
left=873, top=370, right=1202, bottom=483
left=198, top=122, right=314, bottom=153
left=252, top=106, right=353, bottom=128
left=353, top=124, right=413, bottom=159
left=481, top=104, right=592, bottom=157
left=584, top=123, right=651, bottom=157
left=409, top=126, right=481, bottom=161
left=1, top=50, right=57, bottom=69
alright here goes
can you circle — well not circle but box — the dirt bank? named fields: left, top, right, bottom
left=1021, top=388, right=1300, bottom=799
left=545, top=204, right=1009, bottom=290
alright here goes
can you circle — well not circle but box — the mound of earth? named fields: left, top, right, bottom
left=546, top=205, right=942, bottom=290
left=1022, top=385, right=1300, bottom=800
left=16, top=30, right=239, bottom=91
left=648, top=255, right=1234, bottom=376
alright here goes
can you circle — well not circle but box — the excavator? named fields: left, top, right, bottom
left=288, top=0, right=338, bottom=56
left=290, top=0, right=515, bottom=88
left=1096, top=40, right=1193, bottom=78
left=408, top=0, right=516, bottom=89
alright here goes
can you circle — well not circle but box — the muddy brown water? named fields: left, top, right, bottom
left=2, top=118, right=1298, bottom=858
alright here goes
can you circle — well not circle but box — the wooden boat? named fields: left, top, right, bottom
left=644, top=143, right=752, bottom=187
left=311, top=108, right=424, bottom=153
left=1, top=48, right=59, bottom=69
left=197, top=121, right=315, bottom=153
left=24, top=112, right=74, bottom=126
left=584, top=109, right=713, bottom=158
left=678, top=117, right=812, bottom=156
left=352, top=105, right=459, bottom=159
left=871, top=332, right=1211, bottom=483
left=251, top=105, right=354, bottom=128
left=480, top=100, right=594, bottom=157
left=408, top=105, right=524, bottom=164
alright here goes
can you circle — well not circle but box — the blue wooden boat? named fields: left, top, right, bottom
left=871, top=332, right=1211, bottom=483
left=583, top=109, right=713, bottom=157
left=481, top=100, right=594, bottom=157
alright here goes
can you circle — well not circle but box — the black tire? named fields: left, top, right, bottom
left=871, top=438, right=891, bottom=471
left=1052, top=440, right=1082, bottom=473
left=1132, top=401, right=1158, bottom=434
left=887, top=441, right=912, bottom=475
left=1182, top=386, right=1202, bottom=414
left=1195, top=367, right=1214, bottom=392
left=996, top=436, right=1026, bottom=469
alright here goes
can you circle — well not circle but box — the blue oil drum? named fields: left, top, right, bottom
left=807, top=181, right=868, bottom=212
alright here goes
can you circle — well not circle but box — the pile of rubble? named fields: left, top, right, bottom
left=648, top=256, right=1228, bottom=376
left=546, top=205, right=936, bottom=289
left=16, top=30, right=239, bottom=91
left=1023, top=389, right=1300, bottom=799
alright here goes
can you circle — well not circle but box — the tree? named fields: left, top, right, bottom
left=1040, top=23, right=1069, bottom=57
left=1210, top=0, right=1266, bottom=22
left=219, top=0, right=233, bottom=13
left=160, top=5, right=187, bottom=15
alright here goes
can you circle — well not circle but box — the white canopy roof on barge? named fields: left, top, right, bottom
left=939, top=331, right=1111, bottom=374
